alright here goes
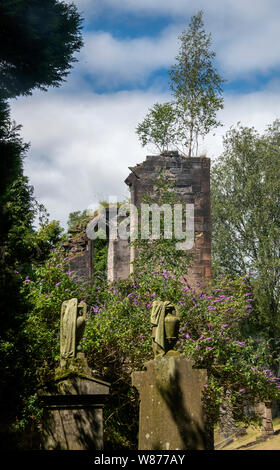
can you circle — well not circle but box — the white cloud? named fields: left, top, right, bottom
left=80, top=26, right=179, bottom=87
left=10, top=88, right=170, bottom=228
left=10, top=79, right=280, bottom=229
left=72, top=0, right=280, bottom=84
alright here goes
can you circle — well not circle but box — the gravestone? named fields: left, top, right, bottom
left=132, top=298, right=213, bottom=450
left=41, top=299, right=110, bottom=450
left=132, top=357, right=212, bottom=450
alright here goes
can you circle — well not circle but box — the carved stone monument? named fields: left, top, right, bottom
left=151, top=300, right=180, bottom=357
left=132, top=357, right=213, bottom=450
left=132, top=301, right=213, bottom=450
left=60, top=298, right=87, bottom=361
left=41, top=298, right=110, bottom=450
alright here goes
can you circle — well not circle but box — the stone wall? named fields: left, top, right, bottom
left=124, top=152, right=211, bottom=286
left=63, top=224, right=94, bottom=280
left=65, top=153, right=211, bottom=288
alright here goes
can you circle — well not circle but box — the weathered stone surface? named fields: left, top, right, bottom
left=60, top=299, right=87, bottom=360
left=107, top=238, right=130, bottom=283
left=124, top=153, right=211, bottom=287
left=132, top=356, right=213, bottom=450
left=63, top=224, right=94, bottom=280
left=41, top=375, right=110, bottom=450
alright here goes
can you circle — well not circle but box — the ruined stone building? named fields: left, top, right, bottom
left=65, top=152, right=211, bottom=287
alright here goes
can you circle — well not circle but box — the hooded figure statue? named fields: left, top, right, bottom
left=150, top=300, right=180, bottom=357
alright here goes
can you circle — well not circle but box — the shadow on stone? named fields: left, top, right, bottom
left=40, top=374, right=110, bottom=450
left=132, top=356, right=213, bottom=450
left=156, top=366, right=210, bottom=450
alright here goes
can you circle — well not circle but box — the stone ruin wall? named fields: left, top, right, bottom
left=108, top=152, right=211, bottom=287
left=63, top=224, right=94, bottom=280
left=65, top=152, right=211, bottom=288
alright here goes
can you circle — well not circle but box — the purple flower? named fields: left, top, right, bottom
left=151, top=293, right=156, bottom=298
left=65, top=288, right=70, bottom=292
left=24, top=277, right=30, bottom=283
left=206, top=337, right=213, bottom=341
left=221, top=324, right=228, bottom=329
left=208, top=306, right=217, bottom=311
left=239, top=389, right=245, bottom=393
left=55, top=282, right=61, bottom=287
left=244, top=293, right=252, bottom=297
left=235, top=341, right=245, bottom=346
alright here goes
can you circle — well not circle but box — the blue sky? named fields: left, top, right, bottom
left=10, top=0, right=280, bottom=228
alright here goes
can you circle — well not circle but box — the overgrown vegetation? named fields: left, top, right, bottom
left=16, top=174, right=280, bottom=449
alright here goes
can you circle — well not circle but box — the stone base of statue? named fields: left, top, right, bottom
left=132, top=355, right=213, bottom=450
left=40, top=357, right=110, bottom=450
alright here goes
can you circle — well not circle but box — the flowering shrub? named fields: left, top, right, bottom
left=21, top=240, right=280, bottom=446
left=178, top=274, right=280, bottom=424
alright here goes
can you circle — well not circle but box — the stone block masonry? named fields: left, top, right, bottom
left=123, top=152, right=211, bottom=286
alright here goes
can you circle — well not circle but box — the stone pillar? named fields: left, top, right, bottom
left=125, top=153, right=211, bottom=287
left=41, top=375, right=110, bottom=450
left=107, top=238, right=130, bottom=283
left=132, top=356, right=213, bottom=450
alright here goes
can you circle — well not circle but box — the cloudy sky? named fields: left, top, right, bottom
left=10, top=0, right=280, bottom=228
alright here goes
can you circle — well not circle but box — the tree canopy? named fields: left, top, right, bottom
left=136, top=11, right=224, bottom=156
left=0, top=0, right=83, bottom=99
left=211, top=120, right=280, bottom=373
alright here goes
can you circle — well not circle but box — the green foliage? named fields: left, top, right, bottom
left=178, top=274, right=280, bottom=424
left=131, top=170, right=193, bottom=278
left=0, top=107, right=64, bottom=448
left=0, top=0, right=83, bottom=99
left=17, top=170, right=280, bottom=448
left=169, top=11, right=224, bottom=157
left=136, top=102, right=178, bottom=153
left=136, top=11, right=224, bottom=156
left=0, top=0, right=83, bottom=448
left=67, top=209, right=91, bottom=229
left=211, top=119, right=280, bottom=371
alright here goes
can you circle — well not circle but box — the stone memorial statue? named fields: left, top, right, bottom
left=60, top=298, right=87, bottom=360
left=150, top=300, right=180, bottom=357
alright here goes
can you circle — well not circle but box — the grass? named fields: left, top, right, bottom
left=215, top=417, right=280, bottom=450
